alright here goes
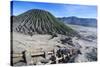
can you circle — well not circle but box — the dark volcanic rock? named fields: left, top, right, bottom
left=60, top=37, right=74, bottom=46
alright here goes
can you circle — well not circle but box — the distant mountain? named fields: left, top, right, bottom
left=57, top=16, right=97, bottom=27
left=12, top=9, right=78, bottom=36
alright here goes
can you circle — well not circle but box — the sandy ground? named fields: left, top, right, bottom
left=12, top=32, right=66, bottom=53
left=12, top=24, right=97, bottom=65
left=67, top=24, right=97, bottom=62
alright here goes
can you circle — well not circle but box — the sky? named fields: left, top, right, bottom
left=11, top=1, right=97, bottom=18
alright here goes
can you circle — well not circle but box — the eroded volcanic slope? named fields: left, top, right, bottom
left=12, top=9, right=77, bottom=36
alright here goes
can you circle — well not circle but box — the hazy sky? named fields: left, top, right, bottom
left=11, top=1, right=97, bottom=18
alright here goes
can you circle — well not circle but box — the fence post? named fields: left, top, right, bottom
left=23, top=50, right=33, bottom=65
left=53, top=49, right=58, bottom=64
left=44, top=51, right=48, bottom=59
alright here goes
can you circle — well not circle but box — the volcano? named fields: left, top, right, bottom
left=12, top=9, right=76, bottom=36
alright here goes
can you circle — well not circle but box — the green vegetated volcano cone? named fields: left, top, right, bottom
left=12, top=9, right=77, bottom=36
